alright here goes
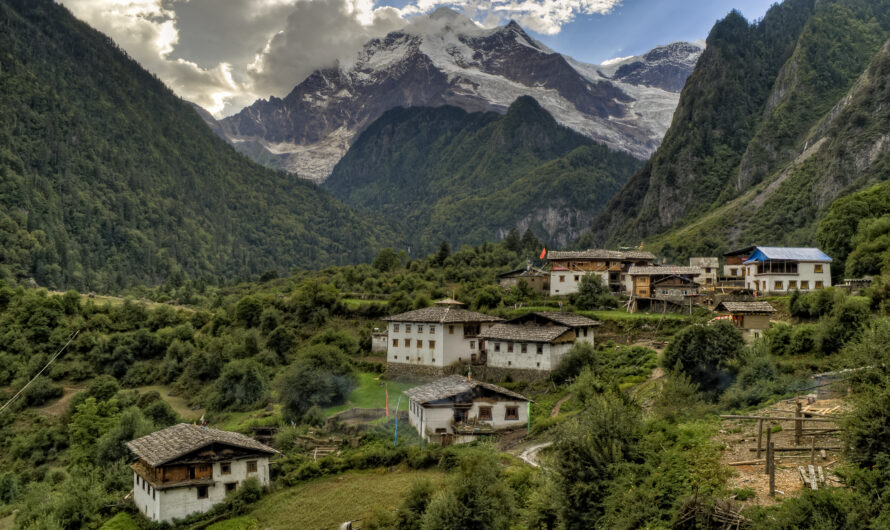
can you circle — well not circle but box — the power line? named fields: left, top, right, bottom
left=0, top=329, right=79, bottom=416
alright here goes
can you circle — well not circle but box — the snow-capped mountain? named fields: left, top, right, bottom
left=213, top=8, right=703, bottom=182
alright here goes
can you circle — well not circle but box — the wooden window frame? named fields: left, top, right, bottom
left=478, top=406, right=492, bottom=421
left=197, top=485, right=209, bottom=499
left=536, top=344, right=543, bottom=354
left=428, top=340, right=435, bottom=349
left=507, top=342, right=514, bottom=353
left=815, top=281, right=824, bottom=289
left=520, top=343, right=527, bottom=353
left=505, top=406, right=519, bottom=421
left=221, top=462, right=231, bottom=475
left=247, top=460, right=258, bottom=474
left=815, top=264, right=823, bottom=273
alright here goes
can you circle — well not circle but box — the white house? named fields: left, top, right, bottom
left=405, top=375, right=530, bottom=445
left=480, top=312, right=599, bottom=372
left=383, top=298, right=502, bottom=377
left=126, top=423, right=278, bottom=523
left=743, top=247, right=832, bottom=295
left=546, top=249, right=656, bottom=295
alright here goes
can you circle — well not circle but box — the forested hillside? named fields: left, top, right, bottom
left=0, top=0, right=392, bottom=292
left=324, top=97, right=641, bottom=253
left=583, top=0, right=890, bottom=260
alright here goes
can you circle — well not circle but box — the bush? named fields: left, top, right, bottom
left=22, top=376, right=63, bottom=407
left=569, top=274, right=617, bottom=310
left=662, top=321, right=744, bottom=396
left=551, top=342, right=597, bottom=384
left=277, top=345, right=357, bottom=423
left=207, top=359, right=270, bottom=412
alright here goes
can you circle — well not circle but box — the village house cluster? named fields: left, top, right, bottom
left=383, top=244, right=835, bottom=381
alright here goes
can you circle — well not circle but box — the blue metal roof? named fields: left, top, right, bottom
left=743, top=247, right=832, bottom=263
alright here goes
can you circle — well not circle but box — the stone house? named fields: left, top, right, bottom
left=547, top=249, right=656, bottom=295
left=743, top=247, right=832, bottom=295
left=479, top=312, right=599, bottom=373
left=383, top=298, right=501, bottom=378
left=126, top=423, right=278, bottom=523
left=497, top=266, right=550, bottom=294
left=689, top=257, right=719, bottom=286
left=404, top=375, right=530, bottom=445
left=723, top=246, right=756, bottom=279
left=715, top=301, right=776, bottom=340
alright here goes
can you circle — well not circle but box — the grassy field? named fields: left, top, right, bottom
left=238, top=469, right=446, bottom=529
left=135, top=384, right=203, bottom=420
left=324, top=373, right=418, bottom=417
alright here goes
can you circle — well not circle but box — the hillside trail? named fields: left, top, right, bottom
left=550, top=394, right=572, bottom=416
left=518, top=442, right=553, bottom=467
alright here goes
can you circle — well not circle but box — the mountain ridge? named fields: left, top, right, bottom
left=211, top=10, right=701, bottom=181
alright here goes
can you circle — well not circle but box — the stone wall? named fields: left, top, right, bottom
left=386, top=361, right=550, bottom=383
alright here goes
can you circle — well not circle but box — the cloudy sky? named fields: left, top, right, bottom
left=62, top=0, right=776, bottom=117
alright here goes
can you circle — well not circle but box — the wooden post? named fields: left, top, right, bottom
left=795, top=401, right=803, bottom=445
left=765, top=426, right=772, bottom=475
left=769, top=442, right=776, bottom=497
left=756, top=419, right=764, bottom=459
left=810, top=436, right=816, bottom=466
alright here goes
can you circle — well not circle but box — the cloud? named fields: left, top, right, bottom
left=247, top=0, right=406, bottom=98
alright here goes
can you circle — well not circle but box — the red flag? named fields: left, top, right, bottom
left=540, top=248, right=547, bottom=259
left=385, top=386, right=389, bottom=417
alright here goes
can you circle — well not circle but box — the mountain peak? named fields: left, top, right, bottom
left=429, top=7, right=462, bottom=21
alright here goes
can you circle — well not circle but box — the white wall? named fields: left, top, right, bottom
left=134, top=457, right=270, bottom=523
left=409, top=399, right=528, bottom=442
left=387, top=321, right=496, bottom=368
left=549, top=270, right=608, bottom=296
left=745, top=262, right=832, bottom=294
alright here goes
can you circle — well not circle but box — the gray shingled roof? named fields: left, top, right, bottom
left=480, top=323, right=571, bottom=343
left=547, top=249, right=655, bottom=261
left=497, top=267, right=548, bottom=278
left=126, top=423, right=278, bottom=467
left=628, top=266, right=703, bottom=276
left=404, top=375, right=529, bottom=404
left=382, top=305, right=502, bottom=323
left=717, top=301, right=776, bottom=313
left=528, top=311, right=600, bottom=327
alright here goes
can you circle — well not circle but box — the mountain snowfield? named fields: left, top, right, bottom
left=210, top=8, right=702, bottom=182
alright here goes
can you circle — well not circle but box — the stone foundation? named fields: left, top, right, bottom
left=385, top=362, right=550, bottom=383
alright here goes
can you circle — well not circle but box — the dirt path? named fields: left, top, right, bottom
left=38, top=385, right=85, bottom=416
left=518, top=442, right=553, bottom=468
left=551, top=394, right=572, bottom=417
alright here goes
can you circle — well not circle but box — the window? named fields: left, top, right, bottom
left=559, top=275, right=565, bottom=282
left=393, top=324, right=400, bottom=332
left=508, top=360, right=512, bottom=366
left=429, top=326, right=436, bottom=334
left=432, top=358, right=435, bottom=363
left=428, top=340, right=435, bottom=349
left=406, top=325, right=412, bottom=333
left=789, top=280, right=797, bottom=289
left=225, top=483, right=237, bottom=493
left=478, top=407, right=492, bottom=420
left=392, top=339, right=399, bottom=347
left=816, top=281, right=824, bottom=289
left=404, top=339, right=411, bottom=348
left=197, top=486, right=209, bottom=499
left=583, top=328, right=588, bottom=337
left=537, top=344, right=543, bottom=354
left=470, top=341, right=476, bottom=349
left=449, top=325, right=455, bottom=334
left=775, top=281, right=783, bottom=290
left=521, top=343, right=527, bottom=353
left=574, top=275, right=579, bottom=281
left=536, top=362, right=541, bottom=367
left=507, top=342, right=514, bottom=353
left=801, top=281, right=810, bottom=289
left=221, top=463, right=231, bottom=475
left=494, top=342, right=501, bottom=352
left=247, top=461, right=258, bottom=474
left=731, top=268, right=738, bottom=276
left=815, top=264, right=823, bottom=273
left=505, top=406, right=519, bottom=420
left=393, top=355, right=398, bottom=359
left=417, top=325, right=423, bottom=333
left=153, top=489, right=156, bottom=500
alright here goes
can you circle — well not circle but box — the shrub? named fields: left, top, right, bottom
left=662, top=321, right=744, bottom=396
left=207, top=359, right=270, bottom=412
left=22, top=376, right=63, bottom=407
left=569, top=274, right=617, bottom=310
